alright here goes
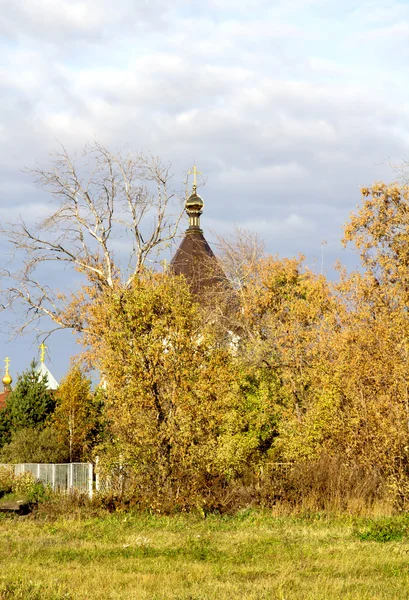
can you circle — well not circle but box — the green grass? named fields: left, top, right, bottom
left=1, top=510, right=409, bottom=599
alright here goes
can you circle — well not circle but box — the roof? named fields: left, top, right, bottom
left=36, top=362, right=59, bottom=390
left=0, top=390, right=9, bottom=410
left=170, top=229, right=224, bottom=296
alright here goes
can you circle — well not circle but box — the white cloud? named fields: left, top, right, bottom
left=0, top=0, right=170, bottom=43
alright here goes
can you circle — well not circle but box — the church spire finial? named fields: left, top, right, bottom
left=186, top=164, right=204, bottom=231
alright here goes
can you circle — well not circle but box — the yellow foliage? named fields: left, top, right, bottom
left=51, top=366, right=97, bottom=462
left=79, top=271, right=243, bottom=505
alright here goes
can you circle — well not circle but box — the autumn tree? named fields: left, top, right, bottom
left=323, top=273, right=409, bottom=474
left=51, top=365, right=101, bottom=462
left=329, top=182, right=409, bottom=486
left=343, top=182, right=409, bottom=303
left=77, top=270, right=249, bottom=505
left=214, top=249, right=336, bottom=456
left=0, top=142, right=183, bottom=338
left=277, top=183, right=409, bottom=492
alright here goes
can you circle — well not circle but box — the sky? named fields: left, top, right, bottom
left=1, top=0, right=409, bottom=382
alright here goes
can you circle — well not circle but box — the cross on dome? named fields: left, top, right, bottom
left=188, top=164, right=202, bottom=192
left=39, top=342, right=47, bottom=363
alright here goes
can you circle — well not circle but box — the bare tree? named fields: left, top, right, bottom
left=0, top=142, right=183, bottom=337
left=194, top=227, right=266, bottom=341
left=213, top=226, right=265, bottom=292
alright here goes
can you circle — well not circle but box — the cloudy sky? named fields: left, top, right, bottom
left=1, top=0, right=409, bottom=381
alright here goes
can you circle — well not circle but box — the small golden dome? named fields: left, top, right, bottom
left=2, top=373, right=12, bottom=387
left=185, top=188, right=204, bottom=210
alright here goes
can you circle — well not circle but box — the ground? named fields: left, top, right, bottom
left=1, top=510, right=409, bottom=599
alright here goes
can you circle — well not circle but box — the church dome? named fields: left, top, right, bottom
left=185, top=189, right=204, bottom=211
left=185, top=185, right=204, bottom=231
left=2, top=373, right=12, bottom=387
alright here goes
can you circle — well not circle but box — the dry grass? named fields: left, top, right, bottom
left=274, top=455, right=389, bottom=514
left=1, top=510, right=409, bottom=599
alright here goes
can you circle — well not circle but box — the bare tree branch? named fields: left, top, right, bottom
left=0, top=142, right=184, bottom=338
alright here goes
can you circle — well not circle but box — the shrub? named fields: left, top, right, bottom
left=12, top=472, right=36, bottom=496
left=0, top=427, right=69, bottom=464
left=0, top=466, right=14, bottom=496
left=11, top=472, right=49, bottom=504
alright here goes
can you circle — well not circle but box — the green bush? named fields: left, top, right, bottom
left=354, top=517, right=409, bottom=542
left=0, top=427, right=69, bottom=464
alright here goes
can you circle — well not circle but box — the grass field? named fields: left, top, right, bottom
left=1, top=509, right=409, bottom=599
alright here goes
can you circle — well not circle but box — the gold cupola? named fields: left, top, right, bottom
left=2, top=357, right=12, bottom=389
left=186, top=187, right=204, bottom=230
left=186, top=165, right=204, bottom=231
left=170, top=163, right=226, bottom=297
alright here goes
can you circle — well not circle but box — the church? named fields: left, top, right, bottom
left=170, top=170, right=222, bottom=294
left=169, top=166, right=233, bottom=325
left=0, top=344, right=59, bottom=409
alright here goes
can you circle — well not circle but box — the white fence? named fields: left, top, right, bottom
left=1, top=463, right=93, bottom=498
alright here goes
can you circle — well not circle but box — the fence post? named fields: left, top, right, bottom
left=52, top=464, right=56, bottom=492
left=37, top=463, right=40, bottom=481
left=88, top=463, right=93, bottom=499
left=95, top=456, right=99, bottom=493
left=69, top=463, right=73, bottom=492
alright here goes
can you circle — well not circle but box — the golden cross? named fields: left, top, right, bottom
left=188, top=165, right=202, bottom=188
left=4, top=357, right=10, bottom=374
left=39, top=342, right=47, bottom=363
